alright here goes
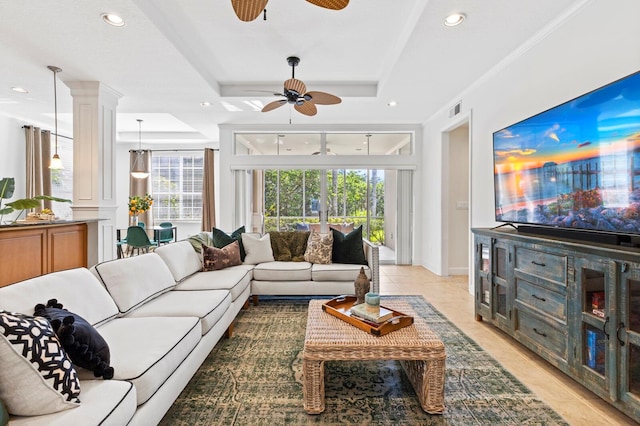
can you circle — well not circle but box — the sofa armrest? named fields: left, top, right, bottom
left=362, top=239, right=380, bottom=293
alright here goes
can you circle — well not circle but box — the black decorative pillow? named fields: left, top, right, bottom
left=0, top=310, right=81, bottom=416
left=212, top=226, right=246, bottom=260
left=34, top=299, right=114, bottom=380
left=331, top=225, right=367, bottom=265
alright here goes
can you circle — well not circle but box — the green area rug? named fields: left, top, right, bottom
left=160, top=296, right=568, bottom=425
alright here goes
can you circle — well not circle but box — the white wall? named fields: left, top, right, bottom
left=0, top=116, right=29, bottom=223
left=421, top=0, right=640, bottom=277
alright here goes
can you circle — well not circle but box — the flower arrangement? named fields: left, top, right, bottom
left=128, top=194, right=153, bottom=216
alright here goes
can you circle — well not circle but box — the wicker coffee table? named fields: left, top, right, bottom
left=302, top=299, right=446, bottom=414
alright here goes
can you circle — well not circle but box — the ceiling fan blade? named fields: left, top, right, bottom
left=305, top=91, right=341, bottom=105
left=262, top=99, right=287, bottom=112
left=284, top=78, right=307, bottom=95
left=231, top=0, right=268, bottom=22
left=295, top=102, right=317, bottom=116
left=306, top=0, right=349, bottom=10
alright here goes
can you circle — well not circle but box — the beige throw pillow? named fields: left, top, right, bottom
left=241, top=233, right=275, bottom=265
left=304, top=231, right=333, bottom=264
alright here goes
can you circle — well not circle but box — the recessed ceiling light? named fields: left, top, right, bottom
left=444, top=13, right=465, bottom=27
left=11, top=87, right=28, bottom=93
left=387, top=101, right=398, bottom=107
left=101, top=13, right=125, bottom=27
left=200, top=101, right=211, bottom=107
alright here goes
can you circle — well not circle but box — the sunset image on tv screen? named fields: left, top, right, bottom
left=493, top=71, right=640, bottom=234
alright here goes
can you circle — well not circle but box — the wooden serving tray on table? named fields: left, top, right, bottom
left=321, top=295, right=414, bottom=336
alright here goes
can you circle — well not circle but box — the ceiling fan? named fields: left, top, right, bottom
left=261, top=56, right=342, bottom=117
left=231, top=0, right=349, bottom=22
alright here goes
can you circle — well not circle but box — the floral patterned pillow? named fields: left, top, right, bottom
left=304, top=231, right=333, bottom=264
left=202, top=241, right=242, bottom=271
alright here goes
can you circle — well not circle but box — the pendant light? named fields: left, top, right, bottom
left=131, top=119, right=149, bottom=179
left=48, top=66, right=63, bottom=170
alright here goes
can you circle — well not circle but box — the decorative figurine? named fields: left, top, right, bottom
left=354, top=266, right=370, bottom=305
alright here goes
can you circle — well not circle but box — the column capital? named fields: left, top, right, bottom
left=65, top=81, right=123, bottom=104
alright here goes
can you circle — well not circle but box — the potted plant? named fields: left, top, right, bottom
left=0, top=177, right=72, bottom=223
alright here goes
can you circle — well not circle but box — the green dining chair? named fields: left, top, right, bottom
left=158, top=222, right=174, bottom=245
left=126, top=226, right=157, bottom=256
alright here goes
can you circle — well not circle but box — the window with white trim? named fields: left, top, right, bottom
left=151, top=152, right=203, bottom=221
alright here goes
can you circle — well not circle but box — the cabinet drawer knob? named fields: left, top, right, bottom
left=533, top=327, right=547, bottom=337
left=532, top=294, right=546, bottom=302
left=531, top=261, right=546, bottom=267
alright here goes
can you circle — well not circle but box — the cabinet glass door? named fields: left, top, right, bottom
left=576, top=257, right=616, bottom=400
left=620, top=269, right=640, bottom=409
left=475, top=236, right=492, bottom=321
left=493, top=242, right=511, bottom=328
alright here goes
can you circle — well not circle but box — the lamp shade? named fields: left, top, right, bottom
left=130, top=119, right=149, bottom=178
left=49, top=153, right=64, bottom=170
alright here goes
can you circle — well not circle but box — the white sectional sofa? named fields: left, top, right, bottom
left=0, top=237, right=379, bottom=425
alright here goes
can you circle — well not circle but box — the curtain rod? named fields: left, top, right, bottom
left=22, top=125, right=72, bottom=140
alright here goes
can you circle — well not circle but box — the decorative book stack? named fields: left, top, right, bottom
left=350, top=292, right=393, bottom=323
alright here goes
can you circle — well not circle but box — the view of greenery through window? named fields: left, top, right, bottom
left=152, top=153, right=203, bottom=221
left=264, top=169, right=385, bottom=243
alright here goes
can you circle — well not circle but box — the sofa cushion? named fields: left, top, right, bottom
left=0, top=311, right=81, bottom=416
left=154, top=241, right=202, bottom=282
left=253, top=261, right=312, bottom=281
left=311, top=263, right=371, bottom=282
left=269, top=231, right=310, bottom=261
left=34, top=300, right=114, bottom=380
left=124, top=290, right=231, bottom=335
left=93, top=254, right=176, bottom=314
left=241, top=233, right=275, bottom=265
left=0, top=268, right=119, bottom=326
left=96, top=317, right=201, bottom=405
left=175, top=268, right=252, bottom=302
left=212, top=226, right=246, bottom=260
left=331, top=225, right=367, bottom=265
left=304, top=231, right=333, bottom=264
left=202, top=242, right=242, bottom=271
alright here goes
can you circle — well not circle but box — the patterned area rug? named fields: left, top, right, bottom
left=160, top=296, right=568, bottom=425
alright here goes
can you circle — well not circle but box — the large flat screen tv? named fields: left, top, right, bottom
left=493, top=70, right=640, bottom=240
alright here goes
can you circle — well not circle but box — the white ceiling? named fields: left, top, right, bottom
left=0, top=0, right=585, bottom=145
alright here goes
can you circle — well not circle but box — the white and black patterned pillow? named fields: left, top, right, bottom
left=0, top=310, right=81, bottom=416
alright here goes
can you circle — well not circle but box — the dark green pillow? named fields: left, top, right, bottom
left=212, top=226, right=246, bottom=260
left=331, top=225, right=367, bottom=265
left=269, top=231, right=310, bottom=262
left=0, top=397, right=8, bottom=426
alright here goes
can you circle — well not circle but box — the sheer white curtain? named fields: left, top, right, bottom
left=24, top=126, right=52, bottom=210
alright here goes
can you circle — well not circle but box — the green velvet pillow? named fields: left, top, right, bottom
left=331, top=225, right=367, bottom=265
left=187, top=232, right=213, bottom=253
left=269, top=231, right=310, bottom=262
left=212, top=226, right=246, bottom=260
left=0, top=397, right=8, bottom=426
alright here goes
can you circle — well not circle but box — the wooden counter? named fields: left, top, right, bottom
left=0, top=221, right=88, bottom=287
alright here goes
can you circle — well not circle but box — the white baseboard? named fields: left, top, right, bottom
left=448, top=267, right=468, bottom=276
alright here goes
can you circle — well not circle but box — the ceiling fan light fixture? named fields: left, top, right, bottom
left=444, top=13, right=465, bottom=27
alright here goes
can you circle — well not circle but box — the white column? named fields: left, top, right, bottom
left=396, top=170, right=413, bottom=265
left=66, top=82, right=122, bottom=265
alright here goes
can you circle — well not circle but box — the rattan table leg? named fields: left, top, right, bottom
left=400, top=358, right=446, bottom=414
left=302, top=358, right=325, bottom=414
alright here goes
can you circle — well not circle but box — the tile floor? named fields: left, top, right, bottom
left=379, top=265, right=638, bottom=425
